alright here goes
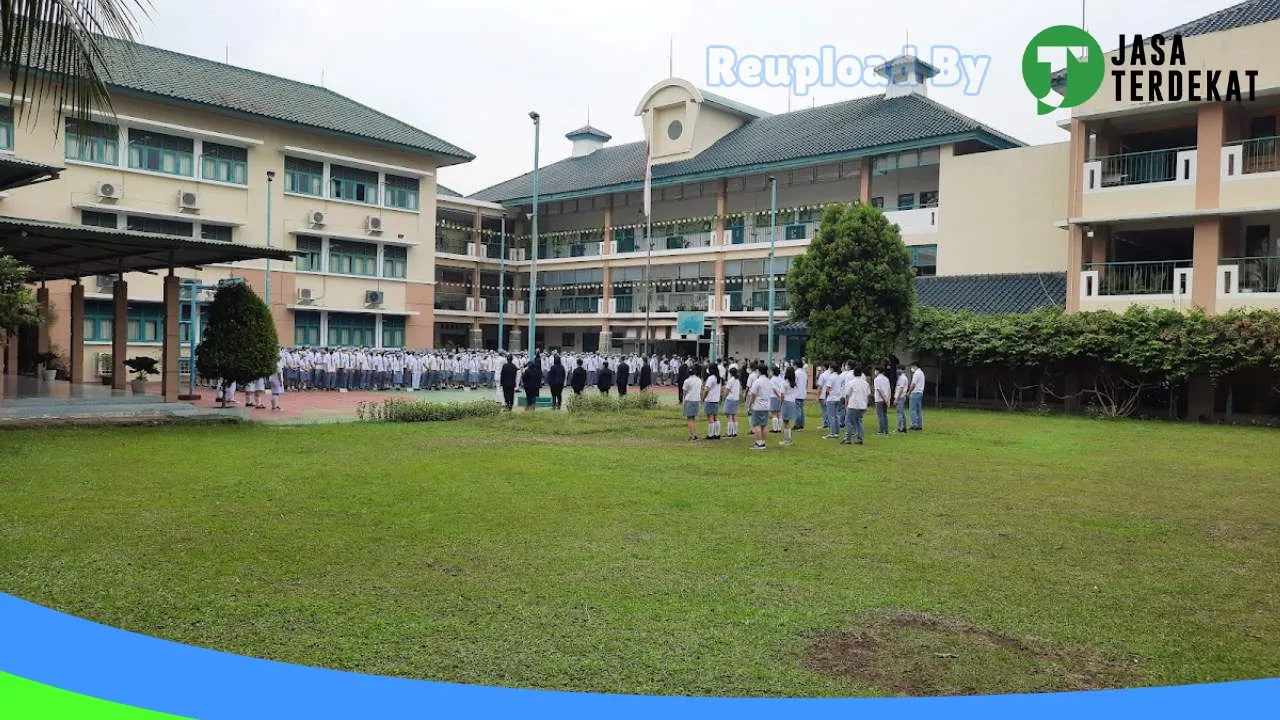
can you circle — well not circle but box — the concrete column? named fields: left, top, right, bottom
left=1196, top=103, right=1225, bottom=211
left=36, top=286, right=50, bottom=355
left=70, top=281, right=85, bottom=383
left=509, top=327, right=523, bottom=351
left=1067, top=118, right=1087, bottom=219
left=859, top=158, right=871, bottom=204
left=4, top=330, right=17, bottom=376
left=468, top=326, right=483, bottom=349
left=472, top=211, right=483, bottom=258
left=1192, top=217, right=1223, bottom=311
left=1088, top=225, right=1111, bottom=264
left=714, top=180, right=727, bottom=245
left=603, top=199, right=613, bottom=256
left=1066, top=225, right=1086, bottom=313
left=111, top=278, right=128, bottom=390
left=601, top=265, right=611, bottom=309
left=162, top=273, right=180, bottom=402
left=472, top=266, right=482, bottom=312
left=599, top=329, right=613, bottom=352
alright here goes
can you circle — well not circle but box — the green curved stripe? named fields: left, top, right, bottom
left=0, top=671, right=191, bottom=719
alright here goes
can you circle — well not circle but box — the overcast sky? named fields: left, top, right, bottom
left=141, top=0, right=1233, bottom=195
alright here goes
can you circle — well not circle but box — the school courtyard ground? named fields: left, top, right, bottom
left=1, top=408, right=1277, bottom=697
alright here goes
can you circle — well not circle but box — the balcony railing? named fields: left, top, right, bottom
left=435, top=235, right=471, bottom=255
left=745, top=222, right=816, bottom=245
left=434, top=292, right=472, bottom=311
left=539, top=241, right=602, bottom=260
left=481, top=243, right=504, bottom=259
left=724, top=290, right=788, bottom=311
left=535, top=296, right=602, bottom=314
left=1240, top=136, right=1280, bottom=175
left=1083, top=260, right=1192, bottom=296
left=1090, top=146, right=1195, bottom=187
left=1224, top=256, right=1280, bottom=294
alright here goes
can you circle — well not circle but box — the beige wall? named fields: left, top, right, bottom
left=1075, top=20, right=1280, bottom=115
left=4, top=82, right=444, bottom=355
left=934, top=142, right=1070, bottom=275
left=1079, top=184, right=1197, bottom=221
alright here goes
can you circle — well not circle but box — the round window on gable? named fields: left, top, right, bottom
left=667, top=119, right=683, bottom=141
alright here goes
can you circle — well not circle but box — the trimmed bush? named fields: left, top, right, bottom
left=567, top=391, right=660, bottom=414
left=357, top=399, right=502, bottom=423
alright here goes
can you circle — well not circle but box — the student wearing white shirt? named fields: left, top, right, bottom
left=722, top=368, right=742, bottom=439
left=681, top=369, right=704, bottom=442
left=823, top=362, right=849, bottom=439
left=702, top=366, right=723, bottom=440
left=745, top=363, right=777, bottom=451
left=816, top=365, right=831, bottom=430
left=780, top=365, right=801, bottom=446
left=793, top=360, right=809, bottom=430
left=873, top=367, right=893, bottom=436
left=843, top=367, right=871, bottom=445
left=894, top=368, right=909, bottom=433
left=769, top=370, right=786, bottom=433
left=908, top=363, right=926, bottom=431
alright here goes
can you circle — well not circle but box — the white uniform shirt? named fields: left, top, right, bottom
left=682, top=375, right=703, bottom=402
left=748, top=376, right=774, bottom=412
left=725, top=377, right=741, bottom=402
left=911, top=368, right=926, bottom=396
left=874, top=373, right=892, bottom=404
left=847, top=375, right=871, bottom=410
left=704, top=376, right=722, bottom=403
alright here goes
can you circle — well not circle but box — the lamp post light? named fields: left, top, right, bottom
left=498, top=216, right=506, bottom=352
left=527, top=111, right=541, bottom=364
left=265, top=170, right=275, bottom=307
left=767, top=175, right=777, bottom=369
left=643, top=208, right=653, bottom=358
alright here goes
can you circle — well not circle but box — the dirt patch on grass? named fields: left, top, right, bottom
left=803, top=609, right=1145, bottom=696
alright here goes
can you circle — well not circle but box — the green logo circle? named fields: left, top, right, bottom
left=1022, top=25, right=1104, bottom=115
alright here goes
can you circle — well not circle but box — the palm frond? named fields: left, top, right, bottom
left=1, top=0, right=151, bottom=129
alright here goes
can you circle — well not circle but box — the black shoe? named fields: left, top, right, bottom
left=840, top=439, right=851, bottom=445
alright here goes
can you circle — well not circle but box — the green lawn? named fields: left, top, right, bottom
left=1, top=410, right=1277, bottom=697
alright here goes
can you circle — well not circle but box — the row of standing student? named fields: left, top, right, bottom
left=678, top=362, right=927, bottom=450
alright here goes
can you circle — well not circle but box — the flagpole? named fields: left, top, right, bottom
left=498, top=216, right=506, bottom=352
left=767, top=176, right=777, bottom=369
left=643, top=129, right=654, bottom=358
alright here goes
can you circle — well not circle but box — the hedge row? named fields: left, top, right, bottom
left=566, top=391, right=661, bottom=414
left=356, top=399, right=502, bottom=423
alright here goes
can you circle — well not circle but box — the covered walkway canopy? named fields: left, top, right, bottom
left=1, top=212, right=295, bottom=402
left=0, top=155, right=61, bottom=193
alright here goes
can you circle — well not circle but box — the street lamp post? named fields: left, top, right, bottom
left=498, top=216, right=506, bottom=352
left=767, top=176, right=777, bottom=369
left=527, top=111, right=541, bottom=364
left=265, top=170, right=275, bottom=306
left=643, top=209, right=653, bottom=357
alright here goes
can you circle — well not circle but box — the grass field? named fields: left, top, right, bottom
left=1, top=409, right=1277, bottom=697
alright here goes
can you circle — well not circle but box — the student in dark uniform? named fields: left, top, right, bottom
left=676, top=358, right=691, bottom=402
left=570, top=358, right=588, bottom=396
left=638, top=355, right=652, bottom=391
left=499, top=355, right=518, bottom=411
left=548, top=355, right=566, bottom=410
left=520, top=359, right=543, bottom=411
left=597, top=361, right=614, bottom=396
left=616, top=359, right=630, bottom=397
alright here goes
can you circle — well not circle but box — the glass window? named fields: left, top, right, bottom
left=294, top=311, right=321, bottom=346
left=330, top=164, right=378, bottom=204
left=870, top=197, right=884, bottom=209
left=0, top=105, right=12, bottom=151
left=65, top=119, right=119, bottom=165
left=295, top=236, right=323, bottom=272
left=910, top=244, right=938, bottom=277
left=383, top=245, right=407, bottom=279
left=200, top=224, right=233, bottom=242
left=126, top=215, right=194, bottom=237
left=919, top=147, right=941, bottom=165
left=284, top=156, right=323, bottom=196
left=84, top=301, right=114, bottom=342
left=382, top=315, right=405, bottom=348
left=327, top=312, right=377, bottom=347
left=201, top=142, right=248, bottom=184
left=81, top=210, right=118, bottom=229
left=128, top=129, right=194, bottom=176
left=329, top=239, right=378, bottom=276
left=897, top=193, right=916, bottom=210
left=384, top=174, right=419, bottom=211
left=919, top=190, right=939, bottom=208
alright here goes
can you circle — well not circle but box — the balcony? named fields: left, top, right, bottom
left=1218, top=257, right=1280, bottom=311
left=434, top=292, right=472, bottom=312
left=744, top=222, right=816, bottom=245
left=1080, top=260, right=1193, bottom=311
left=1221, top=136, right=1280, bottom=209
left=535, top=296, right=602, bottom=315
left=883, top=206, right=940, bottom=236
left=539, top=240, right=603, bottom=260
left=435, top=235, right=472, bottom=256
left=722, top=289, right=789, bottom=312
left=1081, top=147, right=1197, bottom=220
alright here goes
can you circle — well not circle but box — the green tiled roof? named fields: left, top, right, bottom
left=92, top=36, right=473, bottom=164
left=436, top=184, right=462, bottom=197
left=914, top=272, right=1066, bottom=314
left=471, top=93, right=1021, bottom=203
left=566, top=125, right=612, bottom=140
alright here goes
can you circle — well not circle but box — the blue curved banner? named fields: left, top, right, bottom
left=0, top=592, right=1275, bottom=719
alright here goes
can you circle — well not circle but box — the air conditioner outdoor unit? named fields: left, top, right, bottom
left=296, top=287, right=314, bottom=302
left=517, top=248, right=527, bottom=261
left=365, top=290, right=384, bottom=306
left=309, top=210, right=327, bottom=227
left=465, top=296, right=476, bottom=312
left=96, top=181, right=122, bottom=199
left=366, top=215, right=383, bottom=232
left=508, top=248, right=519, bottom=261
left=178, top=190, right=201, bottom=210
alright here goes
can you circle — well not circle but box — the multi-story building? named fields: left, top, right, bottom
left=3, top=35, right=471, bottom=381
left=1064, top=0, right=1280, bottom=317
left=464, top=56, right=1069, bottom=360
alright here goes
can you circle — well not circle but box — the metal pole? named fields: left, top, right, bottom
left=767, top=176, right=778, bottom=368
left=498, top=216, right=506, bottom=352
left=186, top=282, right=197, bottom=397
left=644, top=212, right=652, bottom=357
left=528, top=111, right=541, bottom=364
left=265, top=171, right=275, bottom=306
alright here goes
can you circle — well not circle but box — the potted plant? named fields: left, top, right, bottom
left=35, top=350, right=62, bottom=382
left=124, top=356, right=159, bottom=394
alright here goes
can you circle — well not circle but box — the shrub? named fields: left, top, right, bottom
left=357, top=399, right=501, bottom=423
left=567, top=391, right=660, bottom=414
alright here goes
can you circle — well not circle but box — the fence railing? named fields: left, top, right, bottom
left=1083, top=260, right=1192, bottom=295
left=434, top=292, right=471, bottom=311
left=1240, top=136, right=1280, bottom=175
left=435, top=235, right=470, bottom=255
left=1090, top=146, right=1195, bottom=187
left=1225, top=256, right=1280, bottom=294
left=535, top=296, right=601, bottom=314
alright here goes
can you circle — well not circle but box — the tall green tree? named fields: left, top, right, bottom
left=0, top=247, right=40, bottom=337
left=196, top=282, right=278, bottom=387
left=786, top=203, right=915, bottom=366
left=2, top=0, right=149, bottom=124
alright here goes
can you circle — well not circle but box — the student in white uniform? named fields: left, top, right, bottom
left=843, top=367, right=871, bottom=445
left=816, top=365, right=831, bottom=430
left=745, top=363, right=777, bottom=451
left=895, top=368, right=910, bottom=433
left=824, top=362, right=848, bottom=439
left=780, top=365, right=800, bottom=446
left=769, top=369, right=786, bottom=433
left=702, top=365, right=723, bottom=441
left=681, top=368, right=704, bottom=442
left=722, top=367, right=742, bottom=439
left=793, top=360, right=808, bottom=430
